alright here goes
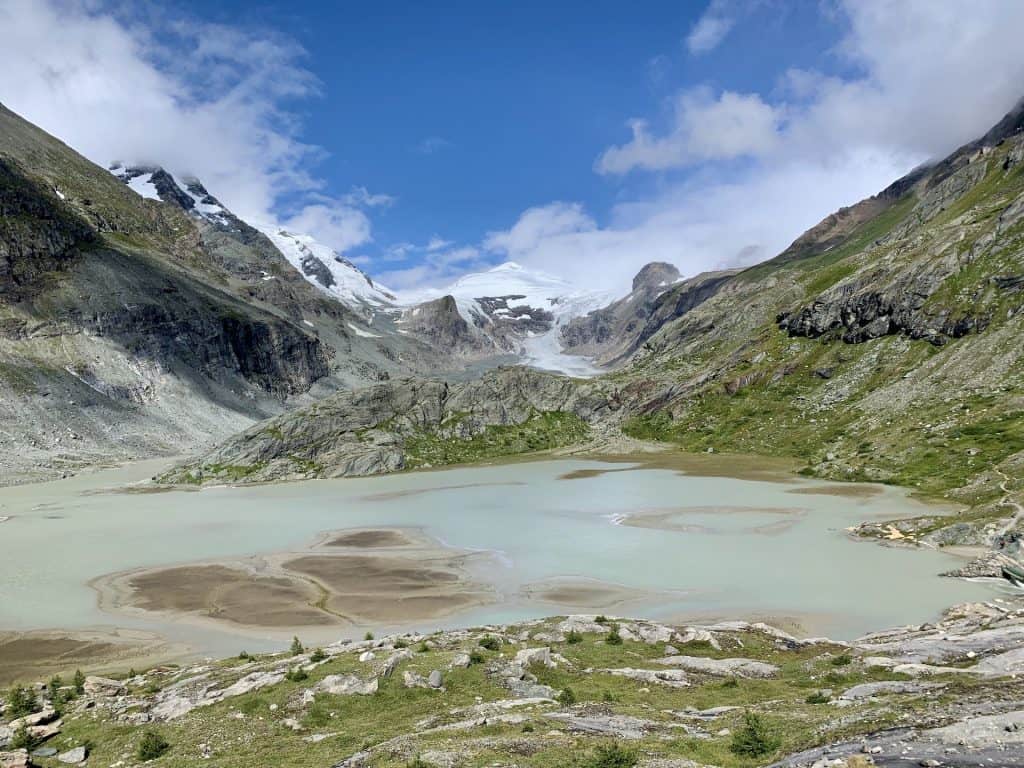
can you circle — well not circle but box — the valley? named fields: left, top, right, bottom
left=3, top=42, right=1024, bottom=768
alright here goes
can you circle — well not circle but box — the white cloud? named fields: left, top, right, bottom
left=342, top=186, right=395, bottom=208
left=472, top=0, right=1024, bottom=295
left=0, top=0, right=383, bottom=255
left=379, top=244, right=485, bottom=291
left=686, top=1, right=737, bottom=55
left=426, top=236, right=453, bottom=252
left=597, top=88, right=781, bottom=174
left=483, top=203, right=596, bottom=255
left=281, top=204, right=372, bottom=253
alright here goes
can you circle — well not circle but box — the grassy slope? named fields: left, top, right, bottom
left=23, top=618, right=1008, bottom=768
left=614, top=139, right=1024, bottom=543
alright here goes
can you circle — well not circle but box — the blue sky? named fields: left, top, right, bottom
left=167, top=0, right=847, bottom=269
left=4, top=1, right=1024, bottom=292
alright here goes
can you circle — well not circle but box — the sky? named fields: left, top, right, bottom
left=2, top=0, right=1024, bottom=295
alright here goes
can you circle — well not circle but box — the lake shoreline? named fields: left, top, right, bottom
left=0, top=453, right=994, bottom=684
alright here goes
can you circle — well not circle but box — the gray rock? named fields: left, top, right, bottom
left=657, top=655, right=779, bottom=678
left=314, top=674, right=378, bottom=696
left=427, top=670, right=444, bottom=689
left=57, top=746, right=87, bottom=764
left=601, top=668, right=690, bottom=688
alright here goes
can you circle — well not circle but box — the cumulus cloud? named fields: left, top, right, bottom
left=597, top=89, right=781, bottom=174
left=473, top=0, right=1024, bottom=295
left=0, top=0, right=382, bottom=255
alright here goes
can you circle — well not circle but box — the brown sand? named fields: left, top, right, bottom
left=284, top=554, right=490, bottom=623
left=325, top=529, right=413, bottom=548
left=126, top=565, right=332, bottom=627
left=96, top=527, right=495, bottom=633
left=0, top=629, right=176, bottom=686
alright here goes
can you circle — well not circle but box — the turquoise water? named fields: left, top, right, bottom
left=0, top=457, right=997, bottom=656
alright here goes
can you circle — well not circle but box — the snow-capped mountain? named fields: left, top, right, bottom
left=110, top=163, right=395, bottom=316
left=259, top=226, right=397, bottom=312
left=400, top=262, right=613, bottom=374
left=110, top=163, right=614, bottom=373
left=110, top=164, right=234, bottom=227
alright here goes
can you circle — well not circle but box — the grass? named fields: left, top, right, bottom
left=40, top=615, right=993, bottom=768
left=403, top=410, right=590, bottom=469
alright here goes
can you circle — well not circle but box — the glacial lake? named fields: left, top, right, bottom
left=0, top=456, right=1000, bottom=663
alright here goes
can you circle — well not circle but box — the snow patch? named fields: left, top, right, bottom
left=125, top=172, right=161, bottom=201
left=259, top=226, right=397, bottom=313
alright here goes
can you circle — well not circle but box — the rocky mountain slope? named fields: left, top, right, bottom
left=162, top=98, right=1024, bottom=555
left=0, top=105, right=460, bottom=484
left=2, top=601, right=1023, bottom=768
left=159, top=366, right=618, bottom=484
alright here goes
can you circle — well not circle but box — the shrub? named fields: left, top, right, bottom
left=310, top=648, right=326, bottom=663
left=556, top=687, right=577, bottom=706
left=582, top=742, right=638, bottom=768
left=565, top=629, right=583, bottom=644
left=238, top=651, right=253, bottom=661
left=416, top=642, right=430, bottom=653
left=9, top=725, right=40, bottom=751
left=831, top=653, right=852, bottom=666
left=6, top=685, right=39, bottom=718
left=468, top=651, right=485, bottom=665
left=364, top=632, right=375, bottom=641
left=478, top=636, right=501, bottom=651
left=805, top=690, right=830, bottom=704
left=286, top=667, right=309, bottom=682
left=290, top=636, right=305, bottom=656
left=138, top=731, right=171, bottom=761
left=729, top=711, right=780, bottom=757
left=604, top=627, right=623, bottom=646
left=47, top=675, right=63, bottom=699
left=521, top=722, right=535, bottom=733
left=73, top=669, right=86, bottom=695
left=394, top=639, right=409, bottom=649
left=602, top=690, right=618, bottom=703
left=594, top=615, right=609, bottom=624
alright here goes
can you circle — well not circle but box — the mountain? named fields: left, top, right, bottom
left=258, top=225, right=397, bottom=314
left=0, top=105, right=473, bottom=483
left=169, top=97, right=1024, bottom=556
left=399, top=261, right=613, bottom=373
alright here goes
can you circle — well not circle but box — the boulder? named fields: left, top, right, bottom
left=657, top=655, right=779, bottom=678
left=57, top=746, right=87, bottom=764
left=839, top=681, right=945, bottom=700
left=0, top=750, right=29, bottom=768
left=427, top=670, right=444, bottom=689
left=83, top=675, right=126, bottom=697
left=449, top=653, right=471, bottom=669
left=314, top=675, right=378, bottom=696
left=218, top=670, right=285, bottom=699
left=379, top=649, right=413, bottom=678
left=514, top=647, right=554, bottom=668
left=601, top=668, right=690, bottom=688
